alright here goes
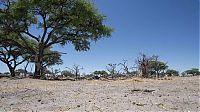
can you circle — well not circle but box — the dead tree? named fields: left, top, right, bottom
left=66, top=64, right=83, bottom=80
left=106, top=63, right=117, bottom=79
left=118, top=59, right=135, bottom=76
left=119, top=60, right=130, bottom=74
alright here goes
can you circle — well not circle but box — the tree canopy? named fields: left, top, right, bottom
left=0, top=0, right=112, bottom=78
left=0, top=32, right=35, bottom=77
left=136, top=54, right=168, bottom=78
left=166, top=69, right=179, bottom=76
left=93, top=70, right=108, bottom=75
left=183, top=68, right=200, bottom=76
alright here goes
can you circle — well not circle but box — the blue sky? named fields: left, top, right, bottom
left=0, top=0, right=199, bottom=74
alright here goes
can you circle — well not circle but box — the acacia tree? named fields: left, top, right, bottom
left=0, top=0, right=112, bottom=78
left=149, top=60, right=168, bottom=78
left=166, top=69, right=179, bottom=76
left=0, top=35, right=33, bottom=77
left=182, top=68, right=200, bottom=76
left=93, top=70, right=108, bottom=78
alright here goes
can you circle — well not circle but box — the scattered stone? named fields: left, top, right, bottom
left=38, top=100, right=41, bottom=102
left=131, top=89, right=155, bottom=93
left=143, top=89, right=155, bottom=93
left=132, top=102, right=146, bottom=106
left=77, top=105, right=80, bottom=108
left=136, top=103, right=146, bottom=106
left=131, top=89, right=141, bottom=92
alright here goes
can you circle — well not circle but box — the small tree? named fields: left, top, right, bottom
left=149, top=60, right=168, bottom=78
left=93, top=70, right=108, bottom=78
left=166, top=69, right=179, bottom=76
left=106, top=63, right=118, bottom=79
left=61, top=70, right=74, bottom=78
left=183, top=68, right=200, bottom=76
left=118, top=60, right=130, bottom=74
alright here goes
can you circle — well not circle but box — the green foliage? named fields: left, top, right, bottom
left=149, top=60, right=168, bottom=74
left=166, top=69, right=179, bottom=76
left=42, top=48, right=63, bottom=67
left=183, top=68, right=200, bottom=76
left=0, top=32, right=35, bottom=77
left=0, top=0, right=112, bottom=77
left=93, top=70, right=108, bottom=75
left=136, top=54, right=168, bottom=78
left=1, top=0, right=112, bottom=50
left=61, top=70, right=74, bottom=77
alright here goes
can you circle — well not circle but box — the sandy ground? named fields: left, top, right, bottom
left=0, top=76, right=199, bottom=112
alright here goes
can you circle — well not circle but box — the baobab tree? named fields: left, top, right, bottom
left=136, top=54, right=168, bottom=78
left=136, top=54, right=152, bottom=78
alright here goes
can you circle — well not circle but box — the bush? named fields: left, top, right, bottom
left=166, top=69, right=179, bottom=76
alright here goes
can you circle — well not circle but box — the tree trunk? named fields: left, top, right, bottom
left=34, top=55, right=42, bottom=79
left=24, top=61, right=29, bottom=77
left=156, top=70, right=159, bottom=79
left=34, top=44, right=44, bottom=79
left=8, top=66, right=15, bottom=77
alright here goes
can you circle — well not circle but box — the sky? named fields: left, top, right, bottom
left=0, top=0, right=199, bottom=74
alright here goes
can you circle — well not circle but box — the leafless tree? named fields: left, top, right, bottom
left=106, top=63, right=118, bottom=79
left=66, top=64, right=83, bottom=80
left=118, top=59, right=135, bottom=75
left=118, top=60, right=129, bottom=74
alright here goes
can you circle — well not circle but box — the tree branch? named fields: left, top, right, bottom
left=16, top=58, right=27, bottom=66
left=41, top=14, right=48, bottom=43
left=22, top=30, right=39, bottom=42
